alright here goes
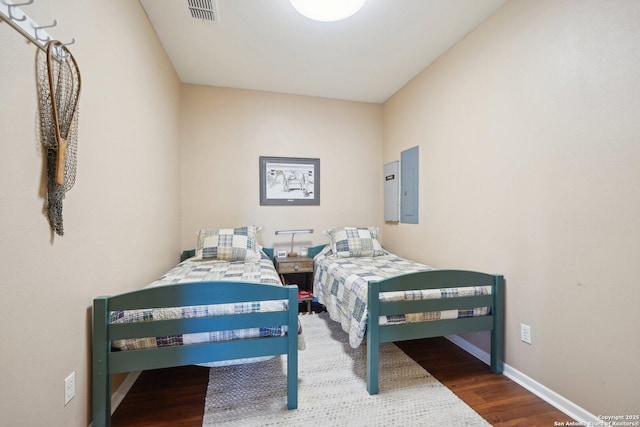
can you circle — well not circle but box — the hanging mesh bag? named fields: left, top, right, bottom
left=36, top=40, right=81, bottom=236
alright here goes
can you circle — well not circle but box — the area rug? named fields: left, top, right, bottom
left=202, top=312, right=490, bottom=426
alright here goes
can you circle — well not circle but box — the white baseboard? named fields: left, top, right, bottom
left=445, top=335, right=600, bottom=426
left=110, top=371, right=141, bottom=415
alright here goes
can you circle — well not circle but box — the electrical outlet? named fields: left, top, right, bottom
left=520, top=323, right=532, bottom=345
left=64, top=371, right=75, bottom=405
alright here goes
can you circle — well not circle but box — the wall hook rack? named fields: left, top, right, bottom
left=0, top=0, right=76, bottom=54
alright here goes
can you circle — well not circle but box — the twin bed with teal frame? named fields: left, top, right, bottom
left=308, top=239, right=505, bottom=396
left=91, top=249, right=299, bottom=427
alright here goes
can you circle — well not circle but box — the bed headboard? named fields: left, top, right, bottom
left=262, top=247, right=274, bottom=259
left=180, top=249, right=196, bottom=261
left=180, top=244, right=326, bottom=263
left=306, top=244, right=326, bottom=258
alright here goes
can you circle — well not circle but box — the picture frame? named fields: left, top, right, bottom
left=259, top=156, right=320, bottom=206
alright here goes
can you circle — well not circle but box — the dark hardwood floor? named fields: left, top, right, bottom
left=395, top=339, right=572, bottom=426
left=112, top=336, right=572, bottom=426
left=111, top=365, right=209, bottom=427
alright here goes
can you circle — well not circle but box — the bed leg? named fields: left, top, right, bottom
left=367, top=280, right=381, bottom=395
left=490, top=275, right=505, bottom=374
left=93, top=297, right=111, bottom=427
left=287, top=286, right=299, bottom=409
left=366, top=336, right=380, bottom=395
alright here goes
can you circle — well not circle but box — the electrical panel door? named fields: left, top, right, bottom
left=401, top=146, right=419, bottom=224
left=384, top=161, right=399, bottom=222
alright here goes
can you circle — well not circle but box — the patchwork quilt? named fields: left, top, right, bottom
left=313, top=249, right=491, bottom=348
left=110, top=255, right=295, bottom=365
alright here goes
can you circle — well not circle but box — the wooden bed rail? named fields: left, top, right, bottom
left=366, top=270, right=505, bottom=395
left=92, top=281, right=299, bottom=427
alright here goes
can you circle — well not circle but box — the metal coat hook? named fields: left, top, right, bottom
left=51, top=38, right=75, bottom=59
left=8, top=8, right=25, bottom=21
left=6, top=0, right=33, bottom=21
left=33, top=19, right=57, bottom=29
left=33, top=19, right=56, bottom=42
left=8, top=0, right=34, bottom=6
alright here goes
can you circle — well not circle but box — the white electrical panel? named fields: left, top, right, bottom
left=400, top=146, right=419, bottom=224
left=384, top=161, right=399, bottom=222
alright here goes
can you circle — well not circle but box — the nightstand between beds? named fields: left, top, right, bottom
left=274, top=256, right=314, bottom=313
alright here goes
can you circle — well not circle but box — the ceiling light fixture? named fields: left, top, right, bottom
left=290, top=0, right=366, bottom=22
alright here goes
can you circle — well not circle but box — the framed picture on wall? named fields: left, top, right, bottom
left=259, top=156, right=320, bottom=206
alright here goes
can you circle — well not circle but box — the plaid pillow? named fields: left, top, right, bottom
left=326, top=226, right=385, bottom=258
left=196, top=226, right=261, bottom=262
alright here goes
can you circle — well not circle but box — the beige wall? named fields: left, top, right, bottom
left=0, top=1, right=181, bottom=426
left=2, top=0, right=637, bottom=424
left=180, top=85, right=383, bottom=253
left=383, top=0, right=640, bottom=415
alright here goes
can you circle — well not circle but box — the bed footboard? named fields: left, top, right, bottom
left=366, top=270, right=505, bottom=394
left=92, top=281, right=298, bottom=427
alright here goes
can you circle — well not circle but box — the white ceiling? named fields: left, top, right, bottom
left=140, top=0, right=506, bottom=103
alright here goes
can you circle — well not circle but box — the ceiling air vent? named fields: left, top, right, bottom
left=186, top=0, right=218, bottom=22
